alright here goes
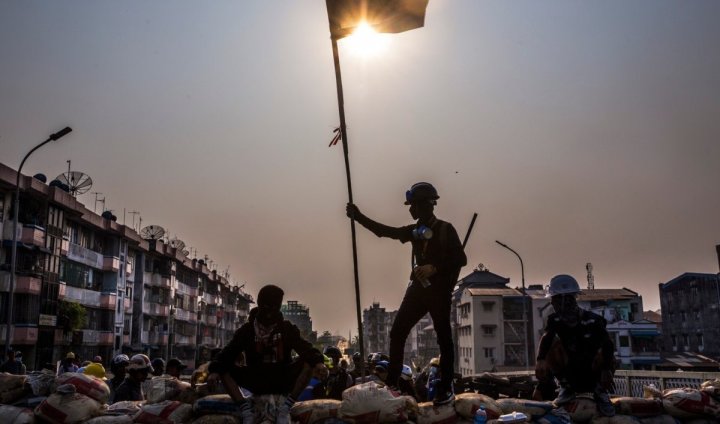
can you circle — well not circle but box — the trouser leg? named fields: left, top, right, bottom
left=427, top=291, right=454, bottom=391
left=388, top=285, right=428, bottom=386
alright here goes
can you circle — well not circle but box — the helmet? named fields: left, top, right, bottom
left=324, top=346, right=342, bottom=359
left=112, top=354, right=130, bottom=366
left=352, top=351, right=362, bottom=363
left=374, top=360, right=389, bottom=371
left=130, top=354, right=153, bottom=373
left=368, top=352, right=388, bottom=364
left=429, top=357, right=440, bottom=367
left=83, top=362, right=107, bottom=380
left=400, top=364, right=413, bottom=381
left=323, top=354, right=333, bottom=369
left=547, top=274, right=581, bottom=297
left=66, top=352, right=75, bottom=359
left=151, top=358, right=166, bottom=370
left=404, top=182, right=439, bottom=205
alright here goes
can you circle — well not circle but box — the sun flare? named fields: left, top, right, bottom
left=343, top=22, right=390, bottom=57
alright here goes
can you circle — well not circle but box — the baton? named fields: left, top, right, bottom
left=462, top=213, right=478, bottom=249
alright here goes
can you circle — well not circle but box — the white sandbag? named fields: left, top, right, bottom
left=700, top=379, right=720, bottom=399
left=143, top=376, right=192, bottom=404
left=0, top=405, right=35, bottom=424
left=133, top=400, right=193, bottom=424
left=496, top=398, right=553, bottom=419
left=1, top=385, right=28, bottom=404
left=193, top=394, right=246, bottom=416
left=454, top=393, right=502, bottom=420
left=0, top=372, right=27, bottom=392
left=638, top=415, right=680, bottom=424
left=340, top=381, right=417, bottom=423
left=557, top=396, right=598, bottom=423
left=253, top=394, right=288, bottom=424
left=590, top=415, right=642, bottom=424
left=26, top=370, right=56, bottom=396
left=662, top=388, right=720, bottom=419
left=611, top=397, right=664, bottom=417
left=106, top=401, right=145, bottom=415
left=291, top=399, right=342, bottom=424
left=191, top=416, right=241, bottom=424
left=84, top=415, right=134, bottom=424
left=416, top=401, right=458, bottom=424
left=643, top=385, right=662, bottom=400
left=56, top=372, right=111, bottom=404
left=34, top=384, right=103, bottom=424
left=534, top=408, right=572, bottom=424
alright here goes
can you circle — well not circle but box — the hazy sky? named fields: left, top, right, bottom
left=2, top=1, right=719, bottom=338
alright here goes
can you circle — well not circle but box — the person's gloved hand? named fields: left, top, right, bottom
left=346, top=203, right=361, bottom=219
left=600, top=369, right=614, bottom=391
left=413, top=264, right=436, bottom=281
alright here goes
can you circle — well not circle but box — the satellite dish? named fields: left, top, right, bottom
left=140, top=225, right=166, bottom=240
left=169, top=239, right=186, bottom=251
left=181, top=249, right=190, bottom=257
left=56, top=171, right=93, bottom=196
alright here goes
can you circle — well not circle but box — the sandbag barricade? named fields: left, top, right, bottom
left=339, top=381, right=417, bottom=423
left=416, top=402, right=458, bottom=424
left=133, top=400, right=193, bottom=424
left=496, top=398, right=553, bottom=420
left=454, top=393, right=502, bottom=420
left=700, top=379, right=720, bottom=400
left=83, top=415, right=134, bottom=424
left=106, top=400, right=145, bottom=415
left=557, top=396, right=598, bottom=423
left=143, top=376, right=192, bottom=404
left=25, top=370, right=56, bottom=396
left=193, top=394, right=246, bottom=416
left=661, top=388, right=720, bottom=420
left=0, top=372, right=29, bottom=404
left=534, top=407, right=573, bottom=424
left=56, top=372, right=110, bottom=404
left=34, top=383, right=103, bottom=424
left=590, top=415, right=642, bottom=424
left=0, top=404, right=35, bottom=424
left=191, top=416, right=241, bottom=424
left=611, top=397, right=664, bottom=417
left=638, top=415, right=680, bottom=424
left=291, top=399, right=342, bottom=424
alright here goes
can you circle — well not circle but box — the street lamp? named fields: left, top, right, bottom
left=5, top=127, right=73, bottom=359
left=495, top=240, right=530, bottom=372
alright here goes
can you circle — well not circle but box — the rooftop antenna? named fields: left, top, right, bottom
left=586, top=262, right=595, bottom=290
left=92, top=192, right=104, bottom=213
left=128, top=211, right=140, bottom=231
left=57, top=161, right=93, bottom=197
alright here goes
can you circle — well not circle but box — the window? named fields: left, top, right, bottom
left=482, top=301, right=495, bottom=312
left=482, top=325, right=496, bottom=336
left=483, top=348, right=495, bottom=358
left=619, top=336, right=630, bottom=348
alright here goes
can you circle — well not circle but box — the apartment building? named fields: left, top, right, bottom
left=0, top=162, right=250, bottom=370
left=282, top=300, right=316, bottom=343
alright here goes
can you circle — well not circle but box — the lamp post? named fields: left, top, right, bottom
left=5, top=127, right=73, bottom=359
left=495, top=240, right=530, bottom=372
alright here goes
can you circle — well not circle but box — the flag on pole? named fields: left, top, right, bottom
left=326, top=0, right=429, bottom=40
left=329, top=127, right=341, bottom=147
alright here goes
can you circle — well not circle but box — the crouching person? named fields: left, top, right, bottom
left=533, top=274, right=616, bottom=416
left=208, top=284, right=324, bottom=424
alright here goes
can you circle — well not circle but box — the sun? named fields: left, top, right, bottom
left=343, top=22, right=390, bottom=57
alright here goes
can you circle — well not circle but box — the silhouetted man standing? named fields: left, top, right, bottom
left=347, top=182, right=467, bottom=405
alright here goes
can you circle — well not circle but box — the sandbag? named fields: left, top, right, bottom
left=253, top=394, right=290, bottom=424
left=416, top=402, right=458, bottom=424
left=534, top=408, right=572, bottom=424
left=590, top=415, right=642, bottom=424
left=106, top=401, right=145, bottom=415
left=496, top=398, right=553, bottom=419
left=611, top=397, right=664, bottom=417
left=133, top=400, right=193, bottom=424
left=700, top=379, right=720, bottom=400
left=193, top=394, right=246, bottom=416
left=683, top=419, right=720, bottom=424
left=339, top=381, right=417, bottom=423
left=0, top=405, right=35, bottom=424
left=191, top=416, right=241, bottom=424
left=1, top=385, right=29, bottom=404
left=0, top=372, right=27, bottom=392
left=661, top=388, right=720, bottom=419
left=557, top=396, right=598, bottom=423
left=143, top=376, right=192, bottom=404
left=34, top=384, right=103, bottom=424
left=56, top=372, right=111, bottom=404
left=26, top=370, right=56, bottom=396
left=291, top=399, right=342, bottom=424
left=643, top=385, right=662, bottom=400
left=638, top=415, right=680, bottom=424
left=454, top=393, right=502, bottom=420
left=84, top=416, right=134, bottom=424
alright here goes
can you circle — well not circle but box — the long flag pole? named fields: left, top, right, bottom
left=330, top=35, right=366, bottom=380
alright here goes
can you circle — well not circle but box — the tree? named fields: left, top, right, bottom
left=58, top=300, right=87, bottom=334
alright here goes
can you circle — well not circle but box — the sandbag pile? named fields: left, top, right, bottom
left=35, top=383, right=104, bottom=424
left=143, top=376, right=193, bottom=404
left=0, top=404, right=35, bottom=424
left=0, top=372, right=29, bottom=404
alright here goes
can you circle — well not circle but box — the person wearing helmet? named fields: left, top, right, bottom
left=0, top=347, right=26, bottom=375
left=346, top=182, right=467, bottom=406
left=108, top=354, right=130, bottom=403
left=58, top=351, right=78, bottom=375
left=114, top=355, right=151, bottom=402
left=534, top=274, right=616, bottom=417
left=208, top=284, right=324, bottom=424
left=151, top=358, right=166, bottom=377
left=297, top=356, right=330, bottom=401
left=324, top=346, right=353, bottom=400
left=349, top=351, right=365, bottom=381
left=398, top=364, right=419, bottom=401
left=83, top=362, right=107, bottom=380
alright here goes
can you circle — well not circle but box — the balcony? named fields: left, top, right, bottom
left=206, top=315, right=217, bottom=326
left=202, top=336, right=216, bottom=346
left=20, top=225, right=46, bottom=247
left=124, top=297, right=131, bottom=311
left=141, top=331, right=169, bottom=345
left=174, top=334, right=195, bottom=345
left=203, top=292, right=219, bottom=305
left=81, top=329, right=114, bottom=345
left=60, top=238, right=69, bottom=255
left=148, top=273, right=171, bottom=289
left=0, top=325, right=38, bottom=344
left=64, top=286, right=116, bottom=309
left=67, top=243, right=104, bottom=269
left=174, top=308, right=197, bottom=323
left=143, top=302, right=170, bottom=317
left=103, top=256, right=120, bottom=272
left=176, top=281, right=198, bottom=298
left=123, top=334, right=130, bottom=345
left=0, top=274, right=42, bottom=295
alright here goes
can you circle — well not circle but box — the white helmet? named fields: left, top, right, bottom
left=546, top=274, right=580, bottom=297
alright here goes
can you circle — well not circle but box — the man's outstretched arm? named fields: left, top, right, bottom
left=346, top=203, right=411, bottom=241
